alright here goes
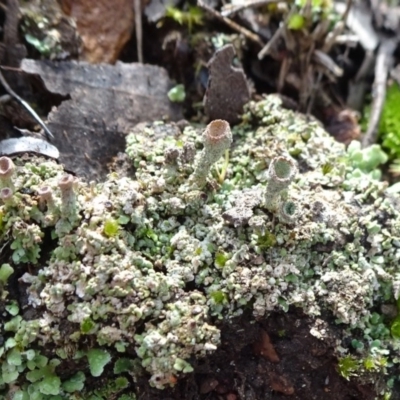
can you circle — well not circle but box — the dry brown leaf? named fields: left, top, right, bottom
left=21, top=59, right=182, bottom=180
left=61, top=0, right=135, bottom=63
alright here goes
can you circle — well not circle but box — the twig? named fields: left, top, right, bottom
left=197, top=0, right=264, bottom=47
left=306, top=70, right=322, bottom=115
left=333, top=34, right=358, bottom=46
left=342, top=0, right=352, bottom=25
left=258, top=5, right=296, bottom=60
left=354, top=50, right=375, bottom=81
left=362, top=38, right=397, bottom=148
left=322, top=0, right=351, bottom=52
left=221, top=0, right=287, bottom=17
left=133, top=0, right=143, bottom=63
left=277, top=55, right=291, bottom=92
left=0, top=67, right=54, bottom=140
left=258, top=23, right=284, bottom=59
left=312, top=50, right=343, bottom=77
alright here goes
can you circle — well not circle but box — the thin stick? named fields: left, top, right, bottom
left=198, top=0, right=264, bottom=47
left=277, top=55, right=291, bottom=92
left=306, top=70, right=322, bottom=115
left=258, top=23, right=284, bottom=59
left=341, top=0, right=352, bottom=24
left=313, top=49, right=343, bottom=77
left=133, top=0, right=143, bottom=63
left=0, top=67, right=54, bottom=140
left=362, top=38, right=397, bottom=148
left=322, top=0, right=352, bottom=52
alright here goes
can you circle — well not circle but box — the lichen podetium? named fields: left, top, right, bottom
left=0, top=95, right=399, bottom=398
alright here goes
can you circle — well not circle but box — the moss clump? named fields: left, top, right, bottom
left=378, top=84, right=400, bottom=159
left=103, top=218, right=120, bottom=237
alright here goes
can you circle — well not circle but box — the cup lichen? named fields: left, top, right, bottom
left=264, top=155, right=297, bottom=211
left=1, top=95, right=400, bottom=397
left=0, top=156, right=15, bottom=190
left=189, top=119, right=233, bottom=188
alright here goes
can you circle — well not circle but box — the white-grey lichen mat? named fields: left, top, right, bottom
left=0, top=95, right=398, bottom=397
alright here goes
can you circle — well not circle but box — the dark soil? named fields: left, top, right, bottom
left=133, top=309, right=377, bottom=400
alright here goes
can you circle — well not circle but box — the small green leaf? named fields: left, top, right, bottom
left=2, top=363, right=19, bottom=383
left=39, top=375, right=61, bottom=395
left=210, top=291, right=227, bottom=304
left=27, top=382, right=43, bottom=399
left=87, top=349, right=111, bottom=377
left=173, top=357, right=193, bottom=373
left=25, top=349, right=36, bottom=360
left=81, top=318, right=96, bottom=334
left=370, top=312, right=382, bottom=325
left=7, top=348, right=22, bottom=366
left=62, top=371, right=86, bottom=393
left=115, top=376, right=129, bottom=389
left=5, top=300, right=19, bottom=316
left=27, top=368, right=46, bottom=383
left=168, top=84, right=186, bottom=103
left=288, top=14, right=305, bottom=30
left=5, top=337, right=17, bottom=349
left=115, top=341, right=126, bottom=352
left=0, top=263, right=14, bottom=283
left=114, top=358, right=135, bottom=374
left=118, top=215, right=130, bottom=225
left=35, top=355, right=49, bottom=368
left=391, top=316, right=400, bottom=339
left=11, top=391, right=29, bottom=400
left=4, top=315, right=22, bottom=332
left=351, top=339, right=364, bottom=350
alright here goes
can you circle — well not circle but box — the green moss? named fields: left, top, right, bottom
left=214, top=251, right=229, bottom=267
left=338, top=356, right=359, bottom=380
left=378, top=84, right=400, bottom=159
left=165, top=5, right=204, bottom=32
left=257, top=231, right=277, bottom=250
left=103, top=218, right=119, bottom=237
left=210, top=291, right=227, bottom=304
left=81, top=318, right=97, bottom=334
left=322, top=162, right=334, bottom=175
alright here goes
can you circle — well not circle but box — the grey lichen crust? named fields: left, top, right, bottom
left=1, top=95, right=399, bottom=398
